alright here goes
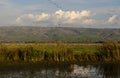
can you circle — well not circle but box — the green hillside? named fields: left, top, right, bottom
left=0, top=26, right=120, bottom=42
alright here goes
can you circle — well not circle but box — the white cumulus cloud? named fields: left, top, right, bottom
left=54, top=10, right=92, bottom=24
left=108, top=15, right=117, bottom=23
left=83, top=19, right=95, bottom=25
left=16, top=10, right=95, bottom=26
left=16, top=13, right=50, bottom=25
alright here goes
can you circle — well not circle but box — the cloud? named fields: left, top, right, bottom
left=108, top=15, right=117, bottom=23
left=16, top=13, right=50, bottom=25
left=83, top=19, right=95, bottom=25
left=16, top=10, right=95, bottom=26
left=54, top=10, right=91, bottom=23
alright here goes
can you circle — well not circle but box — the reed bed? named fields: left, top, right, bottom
left=0, top=42, right=119, bottom=64
left=96, top=42, right=120, bottom=62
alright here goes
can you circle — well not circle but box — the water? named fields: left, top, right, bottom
left=0, top=63, right=120, bottom=78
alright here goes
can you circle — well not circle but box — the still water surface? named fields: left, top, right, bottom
left=0, top=63, right=119, bottom=78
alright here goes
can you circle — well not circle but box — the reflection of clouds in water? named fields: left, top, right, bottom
left=0, top=64, right=103, bottom=78
left=55, top=70, right=59, bottom=76
left=74, top=65, right=90, bottom=75
left=72, top=65, right=103, bottom=78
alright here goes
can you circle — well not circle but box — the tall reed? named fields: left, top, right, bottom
left=97, top=41, right=120, bottom=62
left=0, top=42, right=119, bottom=64
left=0, top=43, right=74, bottom=63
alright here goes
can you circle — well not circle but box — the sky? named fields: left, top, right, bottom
left=0, top=0, right=120, bottom=28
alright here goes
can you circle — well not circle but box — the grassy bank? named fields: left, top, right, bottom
left=0, top=42, right=120, bottom=64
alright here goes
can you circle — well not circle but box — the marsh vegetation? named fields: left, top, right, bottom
left=0, top=42, right=120, bottom=64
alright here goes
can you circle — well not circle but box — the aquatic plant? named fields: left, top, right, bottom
left=0, top=42, right=119, bottom=64
left=97, top=41, right=120, bottom=62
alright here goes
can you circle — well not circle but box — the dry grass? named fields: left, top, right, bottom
left=0, top=42, right=119, bottom=64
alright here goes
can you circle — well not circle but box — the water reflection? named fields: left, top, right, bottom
left=0, top=63, right=119, bottom=78
left=99, top=63, right=120, bottom=78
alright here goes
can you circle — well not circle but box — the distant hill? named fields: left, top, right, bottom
left=0, top=26, right=120, bottom=42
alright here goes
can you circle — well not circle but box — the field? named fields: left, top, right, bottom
left=0, top=42, right=120, bottom=64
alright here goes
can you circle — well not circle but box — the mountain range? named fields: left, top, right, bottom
left=0, top=26, right=120, bottom=42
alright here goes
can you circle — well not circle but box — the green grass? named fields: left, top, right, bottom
left=0, top=42, right=120, bottom=64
